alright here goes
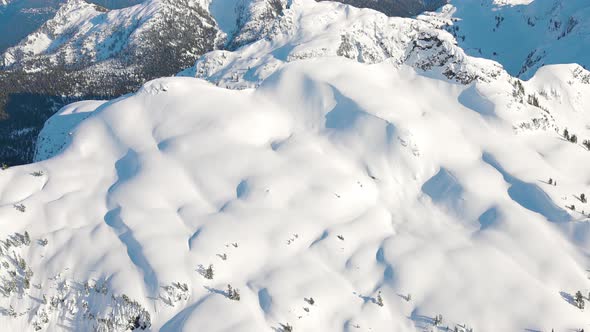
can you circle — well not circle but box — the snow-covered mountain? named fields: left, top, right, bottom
left=0, top=0, right=62, bottom=54
left=432, top=0, right=590, bottom=79
left=320, top=0, right=590, bottom=80
left=1, top=0, right=221, bottom=72
left=1, top=0, right=590, bottom=331
left=182, top=0, right=503, bottom=90
left=0, top=0, right=146, bottom=54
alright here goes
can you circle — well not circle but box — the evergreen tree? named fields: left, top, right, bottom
left=564, top=128, right=570, bottom=140
left=24, top=231, right=31, bottom=246
left=433, top=314, right=443, bottom=326
left=8, top=305, right=16, bottom=317
left=576, top=290, right=585, bottom=309
left=376, top=291, right=384, bottom=307
left=204, top=264, right=214, bottom=280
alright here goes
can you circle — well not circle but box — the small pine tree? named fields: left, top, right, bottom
left=571, top=134, right=578, bottom=143
left=548, top=178, right=553, bottom=185
left=576, top=290, right=585, bottom=309
left=581, top=193, right=586, bottom=203
left=24, top=231, right=31, bottom=246
left=226, top=284, right=241, bottom=301
left=583, top=139, right=590, bottom=150
left=433, top=314, right=443, bottom=326
left=8, top=305, right=16, bottom=317
left=564, top=128, right=570, bottom=140
left=204, top=264, right=214, bottom=280
left=280, top=323, right=293, bottom=332
left=17, top=257, right=26, bottom=271
left=376, top=291, right=383, bottom=307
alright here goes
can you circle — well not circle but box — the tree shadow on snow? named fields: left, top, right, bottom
left=204, top=285, right=230, bottom=298
left=352, top=291, right=376, bottom=305
left=409, top=309, right=435, bottom=328
left=560, top=291, right=576, bottom=307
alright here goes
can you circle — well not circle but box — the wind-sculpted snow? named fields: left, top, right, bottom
left=3, top=56, right=590, bottom=331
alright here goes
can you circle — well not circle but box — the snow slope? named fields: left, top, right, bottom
left=3, top=0, right=590, bottom=331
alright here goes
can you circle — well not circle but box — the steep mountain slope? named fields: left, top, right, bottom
left=431, top=0, right=590, bottom=79
left=0, top=0, right=62, bottom=53
left=319, top=0, right=590, bottom=80
left=0, top=0, right=149, bottom=54
left=2, top=0, right=590, bottom=331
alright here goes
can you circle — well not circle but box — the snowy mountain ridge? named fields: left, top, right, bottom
left=438, top=0, right=590, bottom=79
left=1, top=0, right=221, bottom=71
left=183, top=0, right=504, bottom=90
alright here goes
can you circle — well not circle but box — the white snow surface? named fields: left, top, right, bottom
left=3, top=0, right=590, bottom=331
